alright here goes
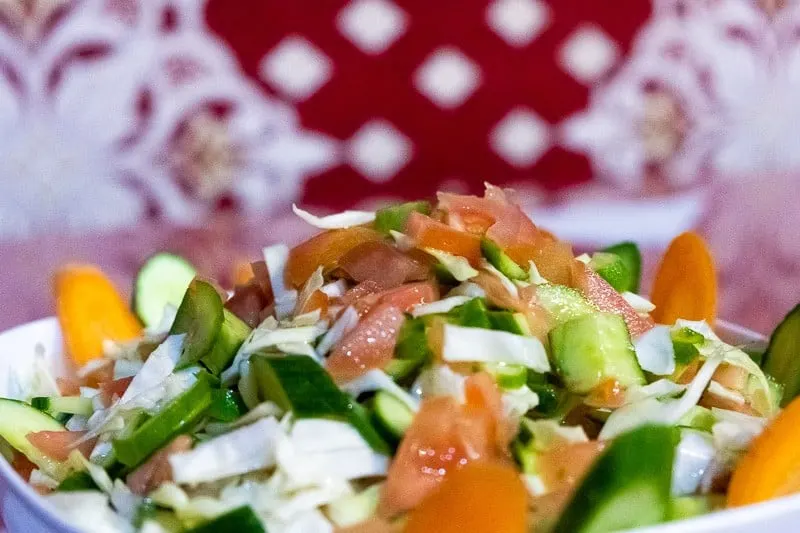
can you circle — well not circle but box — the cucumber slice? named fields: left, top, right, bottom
left=207, top=389, right=244, bottom=422
left=671, top=327, right=704, bottom=366
left=31, top=396, right=93, bottom=418
left=668, top=495, right=722, bottom=521
left=374, top=201, right=431, bottom=234
left=57, top=470, right=98, bottom=492
left=483, top=362, right=528, bottom=389
left=170, top=279, right=225, bottom=368
left=250, top=355, right=390, bottom=454
left=372, top=391, right=414, bottom=439
left=481, top=238, right=527, bottom=280
left=762, top=304, right=800, bottom=406
left=327, top=484, right=381, bottom=528
left=449, top=297, right=491, bottom=329
left=113, top=373, right=214, bottom=467
left=185, top=506, right=265, bottom=533
left=134, top=253, right=197, bottom=328
left=392, top=317, right=433, bottom=379
left=553, top=425, right=678, bottom=533
left=488, top=311, right=530, bottom=336
left=602, top=241, right=642, bottom=293
left=589, top=252, right=632, bottom=294
left=549, top=313, right=645, bottom=394
left=0, top=398, right=71, bottom=480
left=677, top=405, right=715, bottom=432
left=200, top=309, right=251, bottom=375
left=536, top=284, right=596, bottom=326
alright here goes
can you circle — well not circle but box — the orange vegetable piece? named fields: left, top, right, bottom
left=505, top=239, right=575, bottom=287
left=405, top=460, right=527, bottom=533
left=26, top=431, right=96, bottom=461
left=55, top=265, right=143, bottom=366
left=406, top=212, right=482, bottom=265
left=232, top=260, right=254, bottom=286
left=728, top=395, right=800, bottom=507
left=287, top=227, right=385, bottom=288
left=650, top=231, right=717, bottom=325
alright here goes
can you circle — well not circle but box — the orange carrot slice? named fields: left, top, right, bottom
left=55, top=265, right=143, bottom=365
left=650, top=232, right=717, bottom=325
left=728, top=395, right=800, bottom=507
left=405, top=460, right=527, bottom=533
left=232, top=259, right=254, bottom=286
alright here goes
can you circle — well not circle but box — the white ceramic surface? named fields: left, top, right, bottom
left=0, top=318, right=795, bottom=533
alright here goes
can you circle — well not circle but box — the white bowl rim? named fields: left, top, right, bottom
left=0, top=317, right=790, bottom=533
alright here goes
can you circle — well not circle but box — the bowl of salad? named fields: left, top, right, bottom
left=1, top=184, right=799, bottom=533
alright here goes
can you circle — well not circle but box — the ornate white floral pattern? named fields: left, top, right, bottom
left=0, top=0, right=336, bottom=239
left=562, top=0, right=800, bottom=190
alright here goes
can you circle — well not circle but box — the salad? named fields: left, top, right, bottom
left=1, top=184, right=800, bottom=533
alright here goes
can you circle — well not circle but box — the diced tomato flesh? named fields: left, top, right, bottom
left=287, top=227, right=385, bottom=288
left=26, top=431, right=96, bottom=461
left=572, top=262, right=655, bottom=337
left=339, top=241, right=431, bottom=289
left=295, top=289, right=329, bottom=317
left=99, top=376, right=134, bottom=406
left=126, top=435, right=192, bottom=495
left=505, top=239, right=574, bottom=287
left=406, top=212, right=482, bottom=265
left=56, top=377, right=81, bottom=396
left=537, top=440, right=607, bottom=495
left=326, top=303, right=406, bottom=382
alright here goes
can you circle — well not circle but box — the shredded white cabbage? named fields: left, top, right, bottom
left=341, top=369, right=420, bottom=412
left=113, top=359, right=143, bottom=380
left=634, top=325, right=676, bottom=376
left=447, top=282, right=487, bottom=299
left=624, top=379, right=686, bottom=405
left=441, top=324, right=550, bottom=373
left=170, top=417, right=283, bottom=485
left=527, top=261, right=548, bottom=285
left=672, top=429, right=716, bottom=496
left=424, top=248, right=478, bottom=281
left=412, top=365, right=467, bottom=402
left=119, top=335, right=184, bottom=405
left=411, top=296, right=473, bottom=317
left=320, top=279, right=348, bottom=298
left=292, top=204, right=376, bottom=229
left=45, top=491, right=133, bottom=533
left=622, top=292, right=656, bottom=313
left=29, top=469, right=58, bottom=490
left=316, top=307, right=359, bottom=356
left=205, top=402, right=284, bottom=436
left=481, top=260, right=519, bottom=299
left=389, top=230, right=415, bottom=251
left=502, top=386, right=540, bottom=419
left=707, top=381, right=746, bottom=405
left=264, top=244, right=299, bottom=319
left=599, top=350, right=724, bottom=440
left=244, top=324, right=328, bottom=356
left=110, top=480, right=142, bottom=522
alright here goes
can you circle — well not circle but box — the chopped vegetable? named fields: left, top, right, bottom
left=374, top=201, right=431, bottom=234
left=56, top=265, right=143, bottom=365
left=481, top=237, right=528, bottom=280
left=287, top=227, right=385, bottom=287
left=134, top=253, right=197, bottom=329
left=440, top=323, right=550, bottom=373
left=292, top=204, right=376, bottom=229
left=169, top=279, right=224, bottom=368
left=407, top=212, right=482, bottom=265
left=651, top=232, right=717, bottom=325
left=601, top=241, right=642, bottom=293
left=761, top=304, right=800, bottom=406
left=588, top=252, right=632, bottom=294
left=199, top=309, right=251, bottom=375
left=185, top=506, right=265, bottom=533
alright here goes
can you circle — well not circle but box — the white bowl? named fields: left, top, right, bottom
left=0, top=318, right=796, bottom=533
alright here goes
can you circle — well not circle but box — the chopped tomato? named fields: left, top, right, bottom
left=405, top=460, right=527, bottom=533
left=346, top=281, right=440, bottom=317
left=287, top=227, right=385, bottom=287
left=81, top=360, right=114, bottom=388
left=339, top=241, right=431, bottom=289
left=326, top=303, right=405, bottom=382
left=465, top=372, right=515, bottom=450
left=295, top=289, right=329, bottom=317
left=12, top=452, right=37, bottom=480
left=538, top=440, right=607, bottom=494
left=99, top=376, right=134, bottom=406
left=505, top=239, right=575, bottom=287
left=381, top=395, right=500, bottom=516
left=26, top=431, right=96, bottom=461
left=127, top=435, right=192, bottom=495
left=571, top=262, right=655, bottom=337
left=406, top=212, right=482, bottom=265
left=475, top=273, right=550, bottom=341
left=584, top=379, right=626, bottom=409
left=56, top=377, right=81, bottom=396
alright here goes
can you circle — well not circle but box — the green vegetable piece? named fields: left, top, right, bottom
left=488, top=311, right=530, bottom=336
left=671, top=327, right=704, bottom=366
left=384, top=359, right=421, bottom=381
left=207, top=389, right=244, bottom=422
left=481, top=238, right=528, bottom=280
left=31, top=396, right=93, bottom=418
left=170, top=279, right=225, bottom=368
left=133, top=498, right=158, bottom=528
left=553, top=425, right=678, bottom=533
left=200, top=309, right=251, bottom=375
left=483, top=363, right=528, bottom=389
left=57, top=470, right=98, bottom=492
left=134, top=253, right=198, bottom=328
left=511, top=421, right=537, bottom=474
left=668, top=495, right=722, bottom=521
left=535, top=284, right=596, bottom=326
left=742, top=342, right=767, bottom=366
left=327, top=484, right=382, bottom=528
left=677, top=405, right=715, bottom=432
left=448, top=297, right=491, bottom=329
left=0, top=398, right=71, bottom=480
left=602, top=241, right=642, bottom=293
left=374, top=201, right=431, bottom=234
left=549, top=313, right=645, bottom=394
left=250, top=355, right=390, bottom=454
left=433, top=263, right=458, bottom=285
left=185, top=506, right=265, bottom=533
left=762, top=304, right=800, bottom=406
left=589, top=252, right=633, bottom=294
left=372, top=391, right=414, bottom=439
left=148, top=511, right=184, bottom=533
left=392, top=317, right=433, bottom=378
left=113, top=373, right=214, bottom=467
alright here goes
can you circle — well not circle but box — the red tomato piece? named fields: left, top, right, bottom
left=406, top=212, right=482, bottom=265
left=287, top=227, right=385, bottom=287
left=572, top=262, right=655, bottom=337
left=126, top=435, right=192, bottom=495
left=326, top=303, right=406, bottom=382
left=339, top=241, right=431, bottom=289
left=26, top=431, right=96, bottom=461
